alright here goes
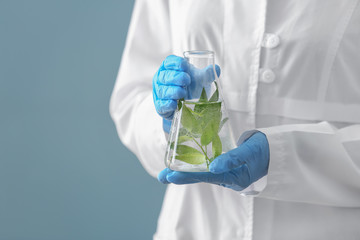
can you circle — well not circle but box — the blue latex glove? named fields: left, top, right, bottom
left=158, top=132, right=270, bottom=191
left=153, top=55, right=220, bottom=121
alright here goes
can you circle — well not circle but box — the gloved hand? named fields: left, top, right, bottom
left=153, top=55, right=220, bottom=121
left=158, top=131, right=270, bottom=191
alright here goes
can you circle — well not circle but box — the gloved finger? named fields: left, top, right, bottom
left=154, top=99, right=177, bottom=119
left=156, top=70, right=191, bottom=86
left=203, top=65, right=216, bottom=85
left=156, top=84, right=187, bottom=100
left=220, top=164, right=251, bottom=190
left=166, top=171, right=225, bottom=185
left=158, top=168, right=174, bottom=184
left=166, top=165, right=251, bottom=190
left=192, top=64, right=221, bottom=82
left=209, top=132, right=269, bottom=176
left=203, top=64, right=221, bottom=82
left=163, top=55, right=189, bottom=72
left=215, top=64, right=221, bottom=77
left=208, top=145, right=248, bottom=174
left=163, top=119, right=172, bottom=133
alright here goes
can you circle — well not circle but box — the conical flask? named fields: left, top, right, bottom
left=164, top=50, right=236, bottom=172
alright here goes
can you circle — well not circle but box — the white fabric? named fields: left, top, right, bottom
left=110, top=0, right=360, bottom=239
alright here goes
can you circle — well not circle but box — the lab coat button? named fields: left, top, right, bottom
left=260, top=69, right=276, bottom=83
left=263, top=34, right=280, bottom=48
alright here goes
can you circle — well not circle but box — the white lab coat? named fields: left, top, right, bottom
left=110, top=0, right=360, bottom=239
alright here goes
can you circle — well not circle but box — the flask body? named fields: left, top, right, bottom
left=164, top=51, right=236, bottom=172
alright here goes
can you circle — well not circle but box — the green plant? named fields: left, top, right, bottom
left=171, top=86, right=228, bottom=169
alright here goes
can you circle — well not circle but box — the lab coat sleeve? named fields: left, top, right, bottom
left=109, top=0, right=171, bottom=178
left=256, top=121, right=360, bottom=207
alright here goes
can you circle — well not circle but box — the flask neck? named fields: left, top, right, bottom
left=184, top=50, right=215, bottom=69
left=183, top=50, right=220, bottom=102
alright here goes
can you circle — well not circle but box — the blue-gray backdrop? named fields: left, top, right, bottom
left=0, top=1, right=166, bottom=239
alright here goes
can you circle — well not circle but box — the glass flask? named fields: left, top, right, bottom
left=164, top=50, right=236, bottom=172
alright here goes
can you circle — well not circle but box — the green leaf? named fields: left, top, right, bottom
left=178, top=127, right=188, bottom=136
left=176, top=144, right=202, bottom=155
left=175, top=145, right=206, bottom=164
left=179, top=126, right=200, bottom=139
left=195, top=101, right=217, bottom=114
left=175, top=153, right=206, bottom=165
left=199, top=88, right=208, bottom=102
left=212, top=134, right=222, bottom=158
left=177, top=99, right=183, bottom=110
left=198, top=101, right=221, bottom=117
left=200, top=120, right=218, bottom=146
left=181, top=101, right=222, bottom=139
left=189, top=108, right=204, bottom=117
left=194, top=89, right=210, bottom=113
left=209, top=88, right=219, bottom=102
left=218, top=117, right=229, bottom=133
left=194, top=102, right=206, bottom=114
left=183, top=105, right=204, bottom=135
left=192, top=101, right=222, bottom=139
left=177, top=135, right=192, bottom=144
left=203, top=103, right=221, bottom=125
left=206, top=101, right=221, bottom=114
left=199, top=102, right=222, bottom=146
left=211, top=102, right=222, bottom=113
left=181, top=104, right=197, bottom=132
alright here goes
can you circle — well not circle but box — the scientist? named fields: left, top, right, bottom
left=110, top=0, right=360, bottom=239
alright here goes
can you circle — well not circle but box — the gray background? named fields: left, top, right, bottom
left=0, top=1, right=166, bottom=239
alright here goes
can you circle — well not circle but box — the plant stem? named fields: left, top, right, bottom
left=190, top=135, right=210, bottom=169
